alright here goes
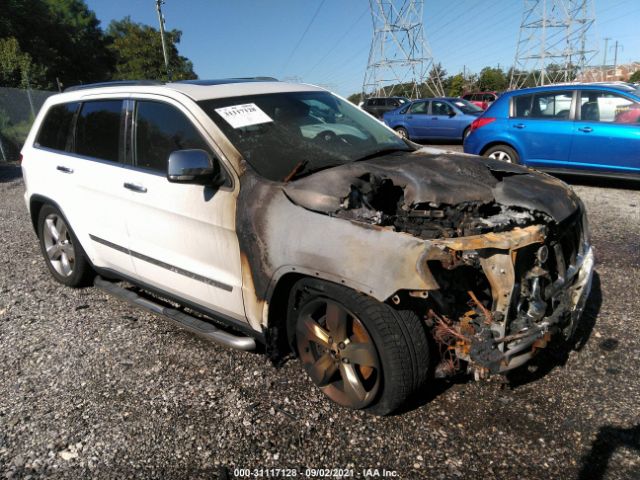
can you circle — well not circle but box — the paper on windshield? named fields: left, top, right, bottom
left=215, top=103, right=273, bottom=129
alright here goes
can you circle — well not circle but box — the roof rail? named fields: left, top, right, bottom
left=172, top=77, right=279, bottom=86
left=64, top=80, right=164, bottom=92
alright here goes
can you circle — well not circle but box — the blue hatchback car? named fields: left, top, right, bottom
left=464, top=83, right=640, bottom=179
left=383, top=97, right=483, bottom=141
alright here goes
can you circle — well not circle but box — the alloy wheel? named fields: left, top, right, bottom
left=296, top=299, right=381, bottom=409
left=395, top=128, right=408, bottom=139
left=488, top=150, right=513, bottom=163
left=42, top=213, right=75, bottom=277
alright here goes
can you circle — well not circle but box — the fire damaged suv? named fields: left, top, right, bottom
left=21, top=79, right=594, bottom=415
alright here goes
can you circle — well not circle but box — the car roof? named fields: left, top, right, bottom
left=410, top=97, right=462, bottom=102
left=56, top=78, right=325, bottom=102
left=502, top=83, right=640, bottom=97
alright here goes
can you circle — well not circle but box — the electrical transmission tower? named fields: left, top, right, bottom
left=362, top=0, right=443, bottom=99
left=510, top=0, right=597, bottom=89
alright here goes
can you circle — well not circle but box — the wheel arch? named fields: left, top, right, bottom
left=29, top=194, right=65, bottom=234
left=264, top=269, right=384, bottom=361
left=479, top=140, right=520, bottom=158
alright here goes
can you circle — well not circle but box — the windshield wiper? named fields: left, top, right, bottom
left=283, top=159, right=309, bottom=183
left=353, top=146, right=413, bottom=163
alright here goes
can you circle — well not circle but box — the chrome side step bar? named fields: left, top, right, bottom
left=94, top=276, right=256, bottom=351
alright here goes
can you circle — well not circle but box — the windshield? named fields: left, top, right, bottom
left=450, top=99, right=484, bottom=114
left=198, top=91, right=414, bottom=181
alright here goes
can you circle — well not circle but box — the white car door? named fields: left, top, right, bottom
left=62, top=98, right=137, bottom=276
left=121, top=97, right=246, bottom=322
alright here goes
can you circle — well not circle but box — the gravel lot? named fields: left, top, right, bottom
left=1, top=156, right=639, bottom=480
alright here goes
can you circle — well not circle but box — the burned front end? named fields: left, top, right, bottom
left=283, top=150, right=594, bottom=378
left=423, top=213, right=593, bottom=377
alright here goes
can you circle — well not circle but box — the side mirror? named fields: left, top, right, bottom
left=167, top=149, right=223, bottom=186
left=448, top=110, right=456, bottom=117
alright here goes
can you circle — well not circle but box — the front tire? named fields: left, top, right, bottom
left=484, top=144, right=519, bottom=164
left=395, top=127, right=409, bottom=140
left=37, top=204, right=94, bottom=287
left=289, top=278, right=430, bottom=415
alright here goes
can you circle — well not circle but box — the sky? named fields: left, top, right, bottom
left=86, top=0, right=640, bottom=97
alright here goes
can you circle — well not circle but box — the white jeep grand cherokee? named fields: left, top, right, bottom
left=21, top=79, right=594, bottom=414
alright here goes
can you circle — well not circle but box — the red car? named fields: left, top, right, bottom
left=461, top=91, right=499, bottom=110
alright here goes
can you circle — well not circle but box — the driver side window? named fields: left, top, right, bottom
left=431, top=101, right=453, bottom=116
left=134, top=101, right=212, bottom=172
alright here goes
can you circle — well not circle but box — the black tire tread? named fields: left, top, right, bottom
left=290, top=278, right=430, bottom=415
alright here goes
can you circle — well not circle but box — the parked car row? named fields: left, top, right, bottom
left=362, top=81, right=639, bottom=179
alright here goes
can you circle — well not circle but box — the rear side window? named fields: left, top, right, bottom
left=513, top=95, right=533, bottom=117
left=134, top=101, right=210, bottom=172
left=531, top=92, right=573, bottom=119
left=74, top=100, right=123, bottom=162
left=35, top=103, right=78, bottom=151
left=410, top=101, right=428, bottom=114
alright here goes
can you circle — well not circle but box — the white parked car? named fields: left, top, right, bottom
left=21, top=79, right=593, bottom=414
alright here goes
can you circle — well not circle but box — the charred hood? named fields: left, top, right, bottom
left=283, top=150, right=581, bottom=226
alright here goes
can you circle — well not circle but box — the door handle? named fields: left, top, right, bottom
left=124, top=182, right=147, bottom=193
left=406, top=115, right=413, bottom=119
left=513, top=123, right=526, bottom=129
left=56, top=165, right=74, bottom=174
left=578, top=127, right=593, bottom=133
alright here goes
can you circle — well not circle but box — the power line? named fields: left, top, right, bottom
left=303, top=6, right=369, bottom=79
left=281, top=0, right=327, bottom=75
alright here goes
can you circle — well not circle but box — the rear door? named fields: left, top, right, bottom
left=569, top=89, right=640, bottom=173
left=122, top=97, right=246, bottom=321
left=66, top=98, right=137, bottom=276
left=508, top=90, right=576, bottom=167
left=405, top=100, right=430, bottom=138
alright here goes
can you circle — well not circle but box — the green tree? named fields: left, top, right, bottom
left=0, top=0, right=114, bottom=88
left=347, top=92, right=364, bottom=105
left=0, top=37, right=48, bottom=88
left=477, top=67, right=508, bottom=92
left=447, top=73, right=465, bottom=97
left=107, top=17, right=197, bottom=81
left=630, top=71, right=640, bottom=83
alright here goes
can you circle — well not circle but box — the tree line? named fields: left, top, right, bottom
left=348, top=63, right=590, bottom=103
left=0, top=0, right=197, bottom=91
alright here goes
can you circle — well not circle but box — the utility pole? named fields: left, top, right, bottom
left=155, top=0, right=172, bottom=81
left=602, top=37, right=610, bottom=81
left=612, top=40, right=620, bottom=79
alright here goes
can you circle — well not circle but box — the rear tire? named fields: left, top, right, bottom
left=483, top=144, right=519, bottom=164
left=288, top=278, right=430, bottom=415
left=37, top=204, right=94, bottom=287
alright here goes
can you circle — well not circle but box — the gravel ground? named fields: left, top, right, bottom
left=0, top=159, right=639, bottom=480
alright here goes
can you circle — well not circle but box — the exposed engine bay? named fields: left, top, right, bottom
left=279, top=150, right=593, bottom=378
